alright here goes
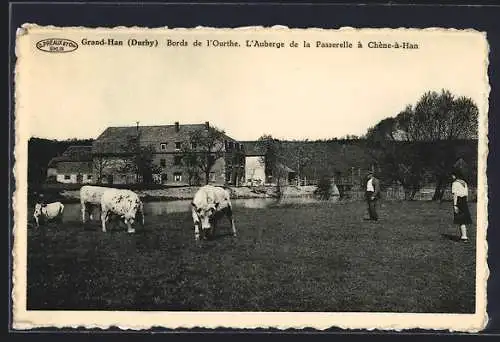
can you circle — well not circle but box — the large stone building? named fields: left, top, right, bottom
left=91, top=121, right=246, bottom=186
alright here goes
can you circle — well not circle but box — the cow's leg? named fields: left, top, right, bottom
left=34, top=216, right=39, bottom=229
left=88, top=204, right=94, bottom=221
left=101, top=210, right=107, bottom=232
left=192, top=209, right=200, bottom=241
left=227, top=205, right=237, bottom=237
left=81, top=203, right=86, bottom=223
left=126, top=219, right=135, bottom=234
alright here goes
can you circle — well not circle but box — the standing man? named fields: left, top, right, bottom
left=451, top=170, right=472, bottom=242
left=365, top=171, right=381, bottom=221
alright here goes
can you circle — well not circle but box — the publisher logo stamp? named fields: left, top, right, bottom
left=36, top=38, right=78, bottom=53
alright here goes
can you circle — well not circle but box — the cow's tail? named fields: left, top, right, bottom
left=58, top=203, right=65, bottom=223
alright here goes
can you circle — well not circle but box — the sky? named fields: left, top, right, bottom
left=17, top=27, right=489, bottom=141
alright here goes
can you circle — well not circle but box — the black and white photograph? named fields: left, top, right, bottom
left=13, top=24, right=489, bottom=331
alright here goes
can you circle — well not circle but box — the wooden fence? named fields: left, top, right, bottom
left=339, top=185, right=478, bottom=202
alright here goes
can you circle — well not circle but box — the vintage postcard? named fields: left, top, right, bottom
left=13, top=24, right=489, bottom=331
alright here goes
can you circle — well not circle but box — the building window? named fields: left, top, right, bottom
left=174, top=172, right=182, bottom=182
left=209, top=172, right=216, bottom=182
left=160, top=143, right=167, bottom=151
left=64, top=175, right=71, bottom=180
left=191, top=142, right=197, bottom=149
left=175, top=142, right=181, bottom=151
left=174, top=156, right=182, bottom=165
left=160, top=158, right=166, bottom=167
left=87, top=175, right=93, bottom=180
left=161, top=173, right=168, bottom=182
left=226, top=172, right=232, bottom=183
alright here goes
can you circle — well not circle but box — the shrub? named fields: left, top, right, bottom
left=314, top=176, right=333, bottom=200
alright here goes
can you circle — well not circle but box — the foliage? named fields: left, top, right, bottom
left=365, top=89, right=479, bottom=200
left=256, top=135, right=289, bottom=195
left=119, top=135, right=162, bottom=184
left=28, top=137, right=94, bottom=189
left=92, top=155, right=111, bottom=184
left=180, top=126, right=227, bottom=185
left=314, top=175, right=333, bottom=200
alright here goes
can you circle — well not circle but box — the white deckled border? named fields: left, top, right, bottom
left=12, top=24, right=490, bottom=332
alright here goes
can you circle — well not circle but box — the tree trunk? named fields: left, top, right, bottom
left=432, top=178, right=445, bottom=201
left=205, top=169, right=210, bottom=185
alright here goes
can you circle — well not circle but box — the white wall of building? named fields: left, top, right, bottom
left=56, top=173, right=93, bottom=184
left=245, top=156, right=266, bottom=186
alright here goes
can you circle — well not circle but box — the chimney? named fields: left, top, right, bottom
left=175, top=121, right=180, bottom=132
left=205, top=121, right=210, bottom=130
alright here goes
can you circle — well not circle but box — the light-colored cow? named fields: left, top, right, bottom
left=33, top=202, right=64, bottom=228
left=191, top=185, right=237, bottom=241
left=100, top=189, right=145, bottom=233
left=80, top=185, right=108, bottom=223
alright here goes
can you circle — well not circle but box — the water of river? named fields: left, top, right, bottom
left=57, top=197, right=335, bottom=222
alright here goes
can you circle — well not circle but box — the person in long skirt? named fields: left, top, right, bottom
left=451, top=171, right=472, bottom=242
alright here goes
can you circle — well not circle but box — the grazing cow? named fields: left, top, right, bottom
left=33, top=202, right=64, bottom=228
left=100, top=189, right=145, bottom=233
left=80, top=185, right=108, bottom=223
left=191, top=185, right=237, bottom=241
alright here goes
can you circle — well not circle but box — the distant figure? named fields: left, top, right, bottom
left=365, top=171, right=381, bottom=221
left=451, top=171, right=472, bottom=242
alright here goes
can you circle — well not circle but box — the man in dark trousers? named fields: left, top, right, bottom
left=365, top=171, right=381, bottom=221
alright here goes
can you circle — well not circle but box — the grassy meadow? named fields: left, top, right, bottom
left=27, top=201, right=476, bottom=313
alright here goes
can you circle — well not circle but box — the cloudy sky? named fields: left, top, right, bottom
left=17, top=27, right=489, bottom=141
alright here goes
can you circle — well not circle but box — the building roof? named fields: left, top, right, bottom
left=48, top=145, right=92, bottom=167
left=92, top=123, right=238, bottom=154
left=56, top=161, right=93, bottom=173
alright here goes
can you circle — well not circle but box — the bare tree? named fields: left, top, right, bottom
left=92, top=155, right=111, bottom=184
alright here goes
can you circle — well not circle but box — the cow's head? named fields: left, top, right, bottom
left=192, top=201, right=219, bottom=231
left=123, top=212, right=136, bottom=225
left=33, top=203, right=43, bottom=219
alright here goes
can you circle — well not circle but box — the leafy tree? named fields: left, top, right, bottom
left=256, top=135, right=288, bottom=196
left=181, top=126, right=227, bottom=185
left=314, top=175, right=333, bottom=200
left=120, top=135, right=161, bottom=184
left=366, top=89, right=479, bottom=200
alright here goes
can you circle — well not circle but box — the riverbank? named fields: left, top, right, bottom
left=52, top=185, right=320, bottom=204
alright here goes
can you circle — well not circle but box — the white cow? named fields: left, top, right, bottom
left=100, top=189, right=145, bottom=233
left=191, top=185, right=237, bottom=241
left=80, top=185, right=108, bottom=223
left=33, top=202, right=64, bottom=228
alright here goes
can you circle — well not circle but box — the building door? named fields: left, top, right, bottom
left=107, top=174, right=114, bottom=184
left=76, top=174, right=83, bottom=184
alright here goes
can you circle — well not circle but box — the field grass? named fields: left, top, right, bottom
left=27, top=201, right=476, bottom=313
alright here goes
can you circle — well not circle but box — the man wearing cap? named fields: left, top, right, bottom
left=365, top=171, right=381, bottom=221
